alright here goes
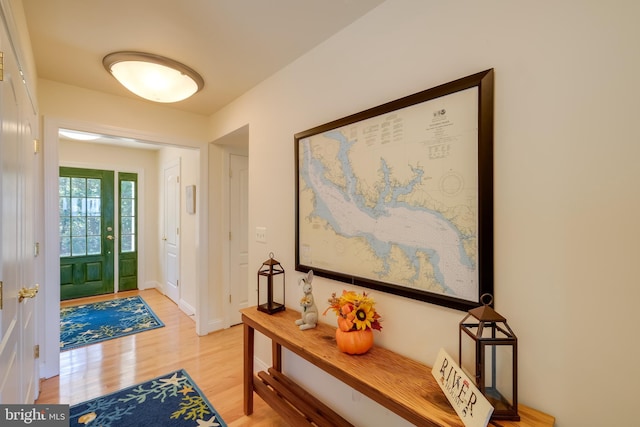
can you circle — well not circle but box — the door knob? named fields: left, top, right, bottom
left=18, top=284, right=39, bottom=303
left=106, top=235, right=116, bottom=240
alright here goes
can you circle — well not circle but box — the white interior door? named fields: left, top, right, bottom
left=19, top=119, right=38, bottom=403
left=229, top=154, right=249, bottom=325
left=0, top=57, right=22, bottom=403
left=163, top=160, right=181, bottom=304
left=0, top=25, right=39, bottom=403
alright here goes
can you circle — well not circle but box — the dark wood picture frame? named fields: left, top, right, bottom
left=295, top=69, right=494, bottom=311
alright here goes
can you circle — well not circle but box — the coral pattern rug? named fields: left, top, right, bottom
left=70, top=369, right=226, bottom=426
left=60, top=296, right=164, bottom=351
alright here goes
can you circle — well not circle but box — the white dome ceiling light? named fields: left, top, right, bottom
left=103, top=51, right=204, bottom=103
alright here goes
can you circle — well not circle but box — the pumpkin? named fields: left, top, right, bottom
left=337, top=316, right=354, bottom=332
left=335, top=328, right=373, bottom=354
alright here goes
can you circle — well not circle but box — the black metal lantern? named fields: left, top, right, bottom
left=257, top=252, right=285, bottom=314
left=459, top=294, right=519, bottom=421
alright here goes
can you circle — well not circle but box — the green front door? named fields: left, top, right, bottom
left=59, top=167, right=115, bottom=300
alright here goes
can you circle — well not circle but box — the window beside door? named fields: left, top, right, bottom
left=118, top=173, right=138, bottom=291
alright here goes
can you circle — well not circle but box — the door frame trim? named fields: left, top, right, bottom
left=41, top=117, right=209, bottom=378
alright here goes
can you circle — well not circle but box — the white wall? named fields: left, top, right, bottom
left=38, top=80, right=211, bottom=145
left=207, top=0, right=640, bottom=425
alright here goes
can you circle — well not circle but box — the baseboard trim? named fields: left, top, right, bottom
left=179, top=299, right=196, bottom=317
left=207, top=318, right=225, bottom=333
left=254, top=355, right=269, bottom=374
left=140, top=281, right=160, bottom=291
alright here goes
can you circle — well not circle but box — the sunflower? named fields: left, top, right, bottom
left=353, top=303, right=375, bottom=330
left=324, top=290, right=382, bottom=331
left=338, top=290, right=360, bottom=307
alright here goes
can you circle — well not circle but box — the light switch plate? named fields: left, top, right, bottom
left=256, top=227, right=267, bottom=243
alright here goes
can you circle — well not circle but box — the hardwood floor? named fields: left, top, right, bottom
left=37, top=289, right=289, bottom=426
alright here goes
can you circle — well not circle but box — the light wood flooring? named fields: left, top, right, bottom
left=36, top=289, right=289, bottom=426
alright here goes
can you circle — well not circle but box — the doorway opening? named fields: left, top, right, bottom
left=211, top=124, right=249, bottom=328
left=41, top=118, right=207, bottom=380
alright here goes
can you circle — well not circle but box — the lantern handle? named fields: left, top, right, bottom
left=480, top=293, right=493, bottom=306
left=269, top=252, right=275, bottom=259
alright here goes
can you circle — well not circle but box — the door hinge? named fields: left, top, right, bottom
left=229, top=294, right=231, bottom=303
left=33, top=139, right=40, bottom=154
left=229, top=231, right=231, bottom=240
left=34, top=242, right=40, bottom=257
left=0, top=280, right=3, bottom=310
left=176, top=280, right=179, bottom=287
left=0, top=51, right=4, bottom=81
left=34, top=345, right=40, bottom=359
left=176, top=227, right=179, bottom=235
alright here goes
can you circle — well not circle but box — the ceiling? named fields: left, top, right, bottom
left=22, top=0, right=385, bottom=117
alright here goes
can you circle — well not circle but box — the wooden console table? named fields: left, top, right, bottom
left=242, top=307, right=554, bottom=427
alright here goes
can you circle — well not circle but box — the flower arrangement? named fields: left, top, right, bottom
left=324, top=290, right=382, bottom=332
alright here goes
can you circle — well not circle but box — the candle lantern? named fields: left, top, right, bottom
left=257, top=252, right=285, bottom=314
left=459, top=294, right=519, bottom=421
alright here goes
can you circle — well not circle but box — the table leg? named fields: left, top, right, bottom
left=243, top=322, right=254, bottom=415
left=272, top=341, right=282, bottom=371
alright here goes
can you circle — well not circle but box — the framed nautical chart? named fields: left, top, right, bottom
left=295, top=69, right=494, bottom=311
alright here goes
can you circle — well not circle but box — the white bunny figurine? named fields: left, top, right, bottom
left=295, top=270, right=318, bottom=330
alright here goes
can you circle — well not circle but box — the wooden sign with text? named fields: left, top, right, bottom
left=431, top=348, right=494, bottom=427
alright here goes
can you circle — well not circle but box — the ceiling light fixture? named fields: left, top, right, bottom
left=103, top=51, right=204, bottom=103
left=59, top=129, right=101, bottom=141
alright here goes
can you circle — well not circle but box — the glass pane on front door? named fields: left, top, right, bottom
left=59, top=176, right=103, bottom=257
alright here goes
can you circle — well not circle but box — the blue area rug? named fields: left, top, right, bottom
left=60, top=296, right=164, bottom=351
left=70, top=369, right=227, bottom=427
